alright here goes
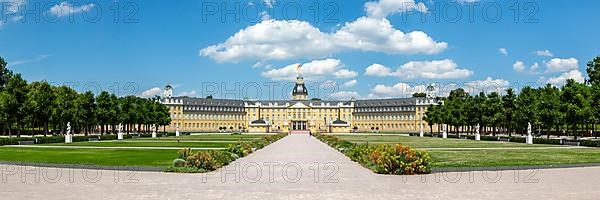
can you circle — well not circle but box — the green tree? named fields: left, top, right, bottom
left=561, top=80, right=590, bottom=139
left=586, top=56, right=600, bottom=85
left=502, top=88, right=517, bottom=136
left=75, top=91, right=96, bottom=136
left=51, top=86, right=78, bottom=134
left=516, top=87, right=540, bottom=135
left=538, top=84, right=562, bottom=138
left=26, top=81, right=55, bottom=136
left=5, top=74, right=28, bottom=137
left=96, top=91, right=117, bottom=134
left=0, top=57, right=12, bottom=90
left=0, top=91, right=9, bottom=135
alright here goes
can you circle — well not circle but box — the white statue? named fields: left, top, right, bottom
left=66, top=122, right=71, bottom=135
left=526, top=122, right=533, bottom=144
left=65, top=122, right=72, bottom=143
left=475, top=123, right=481, bottom=141
left=117, top=123, right=124, bottom=140
left=151, top=124, right=157, bottom=138
left=175, top=124, right=180, bottom=137
left=419, top=122, right=424, bottom=137
left=442, top=124, right=448, bottom=139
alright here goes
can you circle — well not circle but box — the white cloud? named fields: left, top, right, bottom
left=263, top=0, right=275, bottom=8
left=261, top=59, right=356, bottom=81
left=49, top=2, right=96, bottom=17
left=513, top=61, right=540, bottom=74
left=140, top=87, right=162, bottom=98
left=513, top=61, right=525, bottom=72
left=334, top=69, right=358, bottom=79
left=499, top=48, right=508, bottom=55
left=333, top=17, right=447, bottom=55
left=369, top=82, right=428, bottom=98
left=201, top=17, right=447, bottom=62
left=365, top=0, right=427, bottom=19
left=343, top=79, right=358, bottom=88
left=0, top=0, right=26, bottom=27
left=178, top=90, right=198, bottom=97
left=456, top=0, right=480, bottom=3
left=365, top=64, right=392, bottom=77
left=544, top=58, right=579, bottom=73
left=534, top=50, right=553, bottom=57
left=0, top=0, right=25, bottom=13
left=546, top=70, right=585, bottom=86
left=464, top=77, right=510, bottom=94
left=329, top=91, right=360, bottom=100
left=368, top=59, right=472, bottom=79
left=9, top=54, right=50, bottom=66
left=320, top=80, right=337, bottom=89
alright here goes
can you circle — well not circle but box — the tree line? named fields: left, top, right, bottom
left=424, top=56, right=600, bottom=139
left=0, top=57, right=171, bottom=137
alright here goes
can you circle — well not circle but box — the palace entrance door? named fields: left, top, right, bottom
left=291, top=121, right=307, bottom=130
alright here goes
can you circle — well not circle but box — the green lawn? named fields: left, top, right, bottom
left=0, top=134, right=268, bottom=168
left=0, top=147, right=175, bottom=167
left=136, top=134, right=265, bottom=141
left=337, top=135, right=600, bottom=169
left=39, top=141, right=232, bottom=148
left=338, top=135, right=554, bottom=148
left=431, top=148, right=600, bottom=168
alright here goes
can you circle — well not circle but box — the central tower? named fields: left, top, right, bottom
left=292, top=75, right=308, bottom=100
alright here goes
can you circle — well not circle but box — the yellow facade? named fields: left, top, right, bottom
left=160, top=76, right=439, bottom=133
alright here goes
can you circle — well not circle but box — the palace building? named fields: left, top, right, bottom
left=161, top=75, right=440, bottom=133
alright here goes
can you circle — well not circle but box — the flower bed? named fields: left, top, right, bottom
left=166, top=133, right=287, bottom=173
left=315, top=134, right=431, bottom=175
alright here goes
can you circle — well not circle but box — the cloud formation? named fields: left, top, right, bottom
left=261, top=59, right=357, bottom=81
left=364, top=59, right=473, bottom=79
left=201, top=17, right=447, bottom=62
left=49, top=2, right=96, bottom=17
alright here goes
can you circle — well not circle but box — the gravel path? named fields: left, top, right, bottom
left=1, top=134, right=599, bottom=199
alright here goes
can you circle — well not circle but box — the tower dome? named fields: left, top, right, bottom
left=292, top=75, right=308, bottom=100
left=164, top=84, right=173, bottom=98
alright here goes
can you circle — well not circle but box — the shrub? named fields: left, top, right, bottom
left=169, top=133, right=287, bottom=173
left=317, top=134, right=431, bottom=175
left=227, top=140, right=254, bottom=157
left=580, top=140, right=600, bottom=147
left=173, top=158, right=186, bottom=167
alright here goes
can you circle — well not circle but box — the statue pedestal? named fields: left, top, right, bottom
left=175, top=130, right=180, bottom=137
left=118, top=132, right=124, bottom=140
left=65, top=134, right=72, bottom=143
left=526, top=135, right=533, bottom=144
left=475, top=133, right=481, bottom=141
left=152, top=132, right=157, bottom=138
left=419, top=130, right=424, bottom=137
left=442, top=131, right=447, bottom=139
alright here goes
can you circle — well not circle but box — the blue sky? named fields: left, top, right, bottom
left=1, top=0, right=599, bottom=100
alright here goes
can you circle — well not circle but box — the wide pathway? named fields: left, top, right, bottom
left=2, top=134, right=600, bottom=199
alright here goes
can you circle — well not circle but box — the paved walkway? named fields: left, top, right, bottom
left=2, top=134, right=600, bottom=199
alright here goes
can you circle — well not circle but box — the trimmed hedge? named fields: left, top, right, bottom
left=0, top=133, right=166, bottom=146
left=411, top=133, right=584, bottom=146
left=316, top=134, right=431, bottom=175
